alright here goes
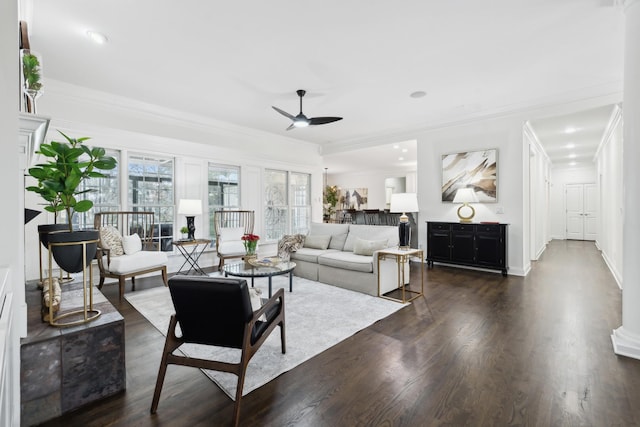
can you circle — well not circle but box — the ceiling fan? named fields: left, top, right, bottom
left=272, top=89, right=343, bottom=130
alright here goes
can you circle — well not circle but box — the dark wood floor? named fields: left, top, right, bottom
left=38, top=240, right=640, bottom=426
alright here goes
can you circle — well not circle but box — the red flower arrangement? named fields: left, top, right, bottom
left=241, top=233, right=259, bottom=255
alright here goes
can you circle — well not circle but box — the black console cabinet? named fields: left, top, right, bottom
left=426, top=221, right=508, bottom=276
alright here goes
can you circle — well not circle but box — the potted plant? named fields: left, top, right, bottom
left=180, top=226, right=189, bottom=240
left=26, top=131, right=117, bottom=273
left=323, top=185, right=339, bottom=220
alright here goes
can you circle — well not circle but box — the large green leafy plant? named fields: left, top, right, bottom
left=27, top=131, right=117, bottom=231
left=22, top=52, right=43, bottom=92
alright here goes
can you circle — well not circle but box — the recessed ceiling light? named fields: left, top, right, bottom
left=566, top=143, right=575, bottom=149
left=569, top=153, right=576, bottom=158
left=569, top=161, right=577, bottom=166
left=398, top=157, right=404, bottom=161
left=565, top=127, right=577, bottom=134
left=86, top=30, right=108, bottom=44
left=401, top=148, right=408, bottom=153
left=393, top=144, right=400, bottom=149
left=410, top=91, right=427, bottom=99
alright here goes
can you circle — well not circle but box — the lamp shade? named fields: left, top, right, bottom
left=177, top=199, right=203, bottom=215
left=389, top=193, right=419, bottom=213
left=452, top=188, right=478, bottom=204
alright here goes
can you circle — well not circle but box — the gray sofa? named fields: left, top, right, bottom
left=289, top=222, right=409, bottom=296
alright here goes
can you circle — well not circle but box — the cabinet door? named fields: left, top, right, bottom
left=451, top=224, right=475, bottom=263
left=475, top=225, right=504, bottom=268
left=427, top=223, right=451, bottom=261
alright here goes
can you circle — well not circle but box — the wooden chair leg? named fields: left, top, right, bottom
left=151, top=316, right=179, bottom=414
left=161, top=267, right=168, bottom=287
left=232, top=364, right=248, bottom=427
left=280, top=322, right=286, bottom=354
left=118, top=276, right=125, bottom=301
left=98, top=274, right=105, bottom=289
left=218, top=257, right=224, bottom=272
left=131, top=276, right=136, bottom=292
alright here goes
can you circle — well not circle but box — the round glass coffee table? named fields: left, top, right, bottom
left=221, top=260, right=296, bottom=297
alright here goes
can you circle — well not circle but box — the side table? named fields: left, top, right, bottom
left=172, top=239, right=212, bottom=275
left=377, top=248, right=424, bottom=303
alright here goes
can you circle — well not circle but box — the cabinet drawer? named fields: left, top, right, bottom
left=452, top=223, right=474, bottom=232
left=429, top=222, right=449, bottom=231
left=476, top=224, right=501, bottom=234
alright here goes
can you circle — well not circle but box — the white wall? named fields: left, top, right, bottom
left=549, top=165, right=597, bottom=240
left=24, top=81, right=324, bottom=280
left=596, top=105, right=623, bottom=287
left=415, top=115, right=527, bottom=275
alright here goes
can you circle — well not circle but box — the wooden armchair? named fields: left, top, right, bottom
left=214, top=210, right=255, bottom=271
left=150, top=276, right=285, bottom=427
left=94, top=211, right=168, bottom=300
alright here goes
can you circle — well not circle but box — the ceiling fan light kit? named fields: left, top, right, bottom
left=272, top=89, right=342, bottom=130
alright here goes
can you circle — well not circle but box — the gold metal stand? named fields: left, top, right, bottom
left=47, top=238, right=101, bottom=327
left=377, top=248, right=424, bottom=303
left=39, top=237, right=73, bottom=286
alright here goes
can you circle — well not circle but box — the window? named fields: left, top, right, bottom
left=264, top=169, right=310, bottom=241
left=208, top=163, right=240, bottom=242
left=290, top=172, right=311, bottom=235
left=71, top=149, right=120, bottom=230
left=128, top=154, right=174, bottom=251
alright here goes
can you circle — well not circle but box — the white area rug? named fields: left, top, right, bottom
left=125, top=274, right=405, bottom=399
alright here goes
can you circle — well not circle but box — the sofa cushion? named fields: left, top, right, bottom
left=309, top=222, right=350, bottom=236
left=218, top=240, right=246, bottom=256
left=291, top=247, right=338, bottom=263
left=353, top=238, right=388, bottom=256
left=122, top=233, right=142, bottom=255
left=317, top=251, right=373, bottom=273
left=328, top=233, right=348, bottom=250
left=303, top=234, right=331, bottom=250
left=105, top=250, right=168, bottom=274
left=344, top=224, right=399, bottom=252
left=99, top=225, right=124, bottom=256
left=219, top=226, right=245, bottom=242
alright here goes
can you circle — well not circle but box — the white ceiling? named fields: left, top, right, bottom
left=528, top=104, right=616, bottom=168
left=24, top=0, right=624, bottom=173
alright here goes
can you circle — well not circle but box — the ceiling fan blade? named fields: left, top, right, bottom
left=272, top=106, right=295, bottom=120
left=309, top=116, right=343, bottom=126
left=285, top=123, right=295, bottom=131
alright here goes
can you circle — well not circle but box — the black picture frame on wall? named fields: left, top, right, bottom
left=441, top=148, right=498, bottom=202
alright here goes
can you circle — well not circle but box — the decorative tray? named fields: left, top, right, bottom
left=248, top=257, right=282, bottom=267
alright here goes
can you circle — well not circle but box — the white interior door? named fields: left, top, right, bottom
left=565, top=183, right=598, bottom=241
left=566, top=184, right=584, bottom=240
left=584, top=183, right=598, bottom=241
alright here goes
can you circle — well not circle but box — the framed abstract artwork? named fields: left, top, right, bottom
left=441, top=149, right=497, bottom=202
left=338, top=188, right=368, bottom=210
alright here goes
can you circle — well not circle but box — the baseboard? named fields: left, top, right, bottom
left=611, top=327, right=640, bottom=360
left=601, top=250, right=623, bottom=290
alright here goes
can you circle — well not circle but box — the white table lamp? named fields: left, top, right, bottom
left=178, top=199, right=203, bottom=240
left=390, top=193, right=419, bottom=249
left=453, top=188, right=479, bottom=223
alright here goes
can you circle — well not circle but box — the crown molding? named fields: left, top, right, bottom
left=44, top=79, right=313, bottom=148
left=594, top=103, right=623, bottom=160
left=523, top=122, right=551, bottom=164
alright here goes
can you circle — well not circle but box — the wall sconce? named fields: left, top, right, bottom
left=453, top=188, right=479, bottom=223
left=177, top=199, right=203, bottom=240
left=390, top=193, right=419, bottom=249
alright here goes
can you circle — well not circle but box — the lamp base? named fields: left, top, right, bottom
left=186, top=216, right=196, bottom=240
left=398, top=218, right=411, bottom=249
left=457, top=203, right=475, bottom=223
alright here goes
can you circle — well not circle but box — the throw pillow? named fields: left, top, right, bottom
left=122, top=233, right=143, bottom=255
left=99, top=225, right=124, bottom=256
left=303, top=234, right=332, bottom=250
left=353, top=238, right=388, bottom=256
left=219, top=226, right=245, bottom=242
left=248, top=287, right=266, bottom=321
left=328, top=233, right=348, bottom=250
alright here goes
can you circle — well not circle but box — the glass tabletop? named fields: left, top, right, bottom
left=222, top=260, right=296, bottom=277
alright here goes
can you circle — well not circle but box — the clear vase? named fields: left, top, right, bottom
left=20, top=49, right=44, bottom=114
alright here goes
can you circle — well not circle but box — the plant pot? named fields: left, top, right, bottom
left=38, top=224, right=68, bottom=249
left=47, top=229, right=99, bottom=274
